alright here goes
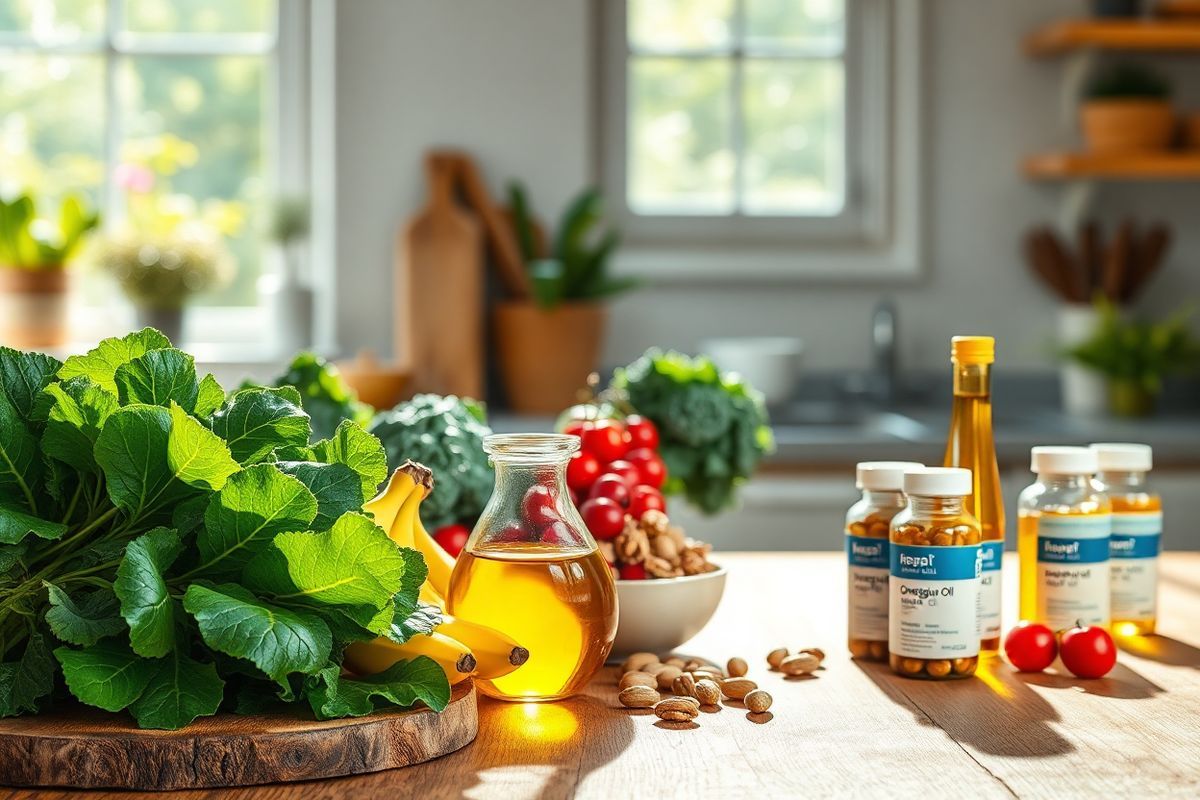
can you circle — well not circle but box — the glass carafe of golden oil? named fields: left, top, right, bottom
left=447, top=433, right=618, bottom=702
left=1018, top=446, right=1112, bottom=630
left=1092, top=443, right=1161, bottom=636
left=942, top=336, right=1004, bottom=652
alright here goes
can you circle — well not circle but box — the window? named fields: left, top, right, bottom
left=0, top=0, right=313, bottom=348
left=602, top=0, right=924, bottom=280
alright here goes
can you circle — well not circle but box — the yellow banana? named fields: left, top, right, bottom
left=438, top=614, right=530, bottom=680
left=344, top=631, right=476, bottom=684
left=413, top=511, right=456, bottom=597
left=364, top=467, right=422, bottom=534
left=419, top=581, right=445, bottom=608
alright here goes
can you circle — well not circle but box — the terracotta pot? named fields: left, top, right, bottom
left=0, top=267, right=69, bottom=348
left=494, top=301, right=607, bottom=414
left=1081, top=100, right=1174, bottom=154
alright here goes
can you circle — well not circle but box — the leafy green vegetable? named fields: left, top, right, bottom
left=369, top=395, right=494, bottom=530
left=270, top=353, right=373, bottom=441
left=1065, top=299, right=1200, bottom=395
left=0, top=329, right=448, bottom=729
left=611, top=349, right=774, bottom=514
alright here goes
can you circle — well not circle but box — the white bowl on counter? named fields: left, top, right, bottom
left=700, top=337, right=804, bottom=407
left=611, top=566, right=727, bottom=657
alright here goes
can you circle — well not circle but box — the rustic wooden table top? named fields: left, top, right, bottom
left=5, top=552, right=1200, bottom=800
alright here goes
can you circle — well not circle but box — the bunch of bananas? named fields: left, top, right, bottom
left=343, top=462, right=529, bottom=684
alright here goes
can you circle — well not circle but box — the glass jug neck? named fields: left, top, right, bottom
left=952, top=361, right=991, bottom=397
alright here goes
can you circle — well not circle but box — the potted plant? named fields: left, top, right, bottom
left=1081, top=64, right=1174, bottom=154
left=493, top=184, right=639, bottom=413
left=0, top=192, right=99, bottom=348
left=1064, top=299, right=1200, bottom=417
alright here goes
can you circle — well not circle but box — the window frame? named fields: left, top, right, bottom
left=0, top=0, right=332, bottom=358
left=599, top=0, right=924, bottom=281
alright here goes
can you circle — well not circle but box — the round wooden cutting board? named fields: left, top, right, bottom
left=0, top=679, right=477, bottom=790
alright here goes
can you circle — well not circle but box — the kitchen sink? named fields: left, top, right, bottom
left=771, top=403, right=932, bottom=442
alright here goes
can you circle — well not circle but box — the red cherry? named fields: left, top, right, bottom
left=625, top=448, right=666, bottom=489
left=628, top=485, right=666, bottom=518
left=540, top=520, right=573, bottom=546
left=521, top=484, right=561, bottom=526
left=494, top=524, right=527, bottom=543
left=563, top=420, right=588, bottom=440
left=581, top=419, right=628, bottom=463
left=625, top=415, right=659, bottom=450
left=566, top=451, right=602, bottom=491
left=579, top=497, right=625, bottom=540
left=432, top=524, right=471, bottom=558
left=589, top=474, right=630, bottom=508
left=605, top=459, right=641, bottom=490
left=618, top=563, right=647, bottom=581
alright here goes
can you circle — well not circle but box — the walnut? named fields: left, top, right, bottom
left=651, top=534, right=680, bottom=563
left=639, top=509, right=669, bottom=536
left=645, top=554, right=682, bottom=578
left=666, top=525, right=687, bottom=548
left=596, top=539, right=615, bottom=565
left=680, top=545, right=714, bottom=576
left=615, top=522, right=650, bottom=564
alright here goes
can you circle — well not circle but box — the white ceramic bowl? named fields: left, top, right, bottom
left=610, top=566, right=727, bottom=658
left=699, top=337, right=803, bottom=407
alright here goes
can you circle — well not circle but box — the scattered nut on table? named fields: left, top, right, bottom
left=618, top=685, right=659, bottom=708
left=721, top=677, right=757, bottom=700
left=766, top=648, right=789, bottom=670
left=694, top=679, right=722, bottom=707
left=744, top=689, right=773, bottom=714
left=654, top=696, right=700, bottom=722
left=726, top=656, right=749, bottom=677
left=619, top=671, right=656, bottom=691
left=780, top=653, right=820, bottom=676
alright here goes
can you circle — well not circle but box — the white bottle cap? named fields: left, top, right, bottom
left=1091, top=443, right=1152, bottom=472
left=1030, top=446, right=1097, bottom=475
left=903, top=467, right=972, bottom=497
left=856, top=461, right=924, bottom=491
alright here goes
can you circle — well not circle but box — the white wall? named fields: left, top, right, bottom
left=335, top=0, right=1200, bottom=374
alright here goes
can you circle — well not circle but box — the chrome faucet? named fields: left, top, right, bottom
left=871, top=299, right=898, bottom=406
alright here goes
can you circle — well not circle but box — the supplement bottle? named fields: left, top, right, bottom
left=847, top=461, right=922, bottom=661
left=1018, top=446, right=1112, bottom=630
left=889, top=467, right=982, bottom=680
left=1093, top=443, right=1160, bottom=636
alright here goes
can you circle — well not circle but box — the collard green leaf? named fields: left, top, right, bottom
left=194, top=464, right=317, bottom=578
left=166, top=402, right=240, bottom=492
left=0, top=503, right=67, bottom=545
left=311, top=420, right=388, bottom=501
left=275, top=461, right=363, bottom=529
left=183, top=583, right=331, bottom=687
left=387, top=601, right=442, bottom=645
left=57, top=328, right=172, bottom=395
left=306, top=655, right=449, bottom=720
left=39, top=377, right=118, bottom=474
left=0, top=347, right=61, bottom=420
left=54, top=640, right=154, bottom=712
left=384, top=549, right=435, bottom=643
left=273, top=512, right=406, bottom=611
left=194, top=373, right=226, bottom=418
left=95, top=405, right=190, bottom=521
left=0, top=632, right=55, bottom=717
left=0, top=392, right=42, bottom=511
left=211, top=387, right=311, bottom=465
left=171, top=493, right=209, bottom=537
left=0, top=542, right=26, bottom=574
left=128, top=650, right=224, bottom=730
left=44, top=582, right=125, bottom=646
left=114, top=527, right=183, bottom=658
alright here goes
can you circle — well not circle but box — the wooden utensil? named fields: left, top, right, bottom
left=1124, top=224, right=1172, bottom=303
left=396, top=152, right=485, bottom=398
left=1077, top=220, right=1102, bottom=298
left=455, top=154, right=532, bottom=299
left=1103, top=219, right=1135, bottom=302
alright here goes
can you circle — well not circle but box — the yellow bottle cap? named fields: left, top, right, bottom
left=951, top=335, right=995, bottom=364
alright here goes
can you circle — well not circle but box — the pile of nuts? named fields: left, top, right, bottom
left=598, top=509, right=718, bottom=579
left=615, top=646, right=826, bottom=724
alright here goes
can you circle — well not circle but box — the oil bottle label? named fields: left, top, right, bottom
left=979, top=540, right=1003, bottom=640
left=1110, top=512, right=1161, bottom=623
left=889, top=544, right=981, bottom=659
left=847, top=536, right=888, bottom=641
left=1036, top=515, right=1111, bottom=629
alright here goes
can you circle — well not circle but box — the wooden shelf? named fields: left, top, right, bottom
left=1025, top=19, right=1200, bottom=55
left=1024, top=151, right=1200, bottom=179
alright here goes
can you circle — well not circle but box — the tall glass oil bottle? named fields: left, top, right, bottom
left=942, top=336, right=1004, bottom=652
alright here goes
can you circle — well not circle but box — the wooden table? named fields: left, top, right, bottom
left=5, top=552, right=1200, bottom=799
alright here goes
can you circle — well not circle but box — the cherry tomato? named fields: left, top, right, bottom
left=581, top=419, right=628, bottom=463
left=625, top=447, right=666, bottom=489
left=521, top=485, right=560, bottom=527
left=579, top=497, right=625, bottom=540
left=1059, top=623, right=1117, bottom=679
left=1003, top=621, right=1057, bottom=672
left=618, top=563, right=647, bottom=581
left=432, top=524, right=470, bottom=558
left=625, top=415, right=660, bottom=450
left=588, top=474, right=630, bottom=507
left=566, top=451, right=602, bottom=491
left=562, top=419, right=590, bottom=440
left=628, top=485, right=666, bottom=518
left=493, top=524, right=527, bottom=543
left=605, top=459, right=641, bottom=490
left=540, top=520, right=573, bottom=546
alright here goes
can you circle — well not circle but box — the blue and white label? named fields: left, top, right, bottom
left=1036, top=515, right=1111, bottom=629
left=889, top=544, right=982, bottom=659
left=979, top=540, right=1003, bottom=641
left=847, top=535, right=889, bottom=641
left=1110, top=511, right=1161, bottom=623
